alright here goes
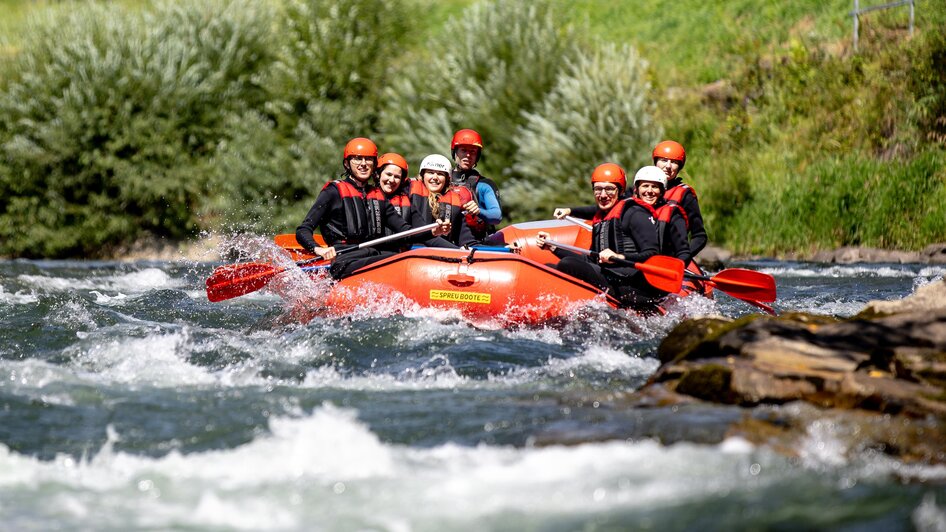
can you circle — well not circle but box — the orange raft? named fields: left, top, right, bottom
left=321, top=247, right=619, bottom=324
left=274, top=220, right=710, bottom=324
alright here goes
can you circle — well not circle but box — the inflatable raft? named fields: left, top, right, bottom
left=263, top=219, right=708, bottom=324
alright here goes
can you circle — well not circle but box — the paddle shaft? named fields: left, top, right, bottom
left=544, top=240, right=633, bottom=267
left=563, top=216, right=593, bottom=231
left=541, top=239, right=684, bottom=293
left=329, top=221, right=439, bottom=255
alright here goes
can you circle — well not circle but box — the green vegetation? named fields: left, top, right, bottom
left=0, top=0, right=943, bottom=258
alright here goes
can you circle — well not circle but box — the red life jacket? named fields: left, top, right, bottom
left=321, top=179, right=383, bottom=243
left=664, top=182, right=697, bottom=204
left=653, top=201, right=688, bottom=255
left=366, top=187, right=411, bottom=236
left=591, top=198, right=656, bottom=255
left=451, top=168, right=501, bottom=237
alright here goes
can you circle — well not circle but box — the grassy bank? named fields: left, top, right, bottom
left=1, top=0, right=943, bottom=258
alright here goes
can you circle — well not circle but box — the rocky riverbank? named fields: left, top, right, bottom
left=619, top=278, right=946, bottom=466
left=698, top=243, right=946, bottom=269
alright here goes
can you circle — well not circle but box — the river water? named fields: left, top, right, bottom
left=2, top=254, right=946, bottom=530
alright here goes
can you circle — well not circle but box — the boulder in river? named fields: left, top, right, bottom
left=633, top=279, right=946, bottom=465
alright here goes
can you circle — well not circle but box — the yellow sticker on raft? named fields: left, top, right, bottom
left=429, top=290, right=491, bottom=304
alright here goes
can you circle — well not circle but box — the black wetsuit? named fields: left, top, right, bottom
left=296, top=177, right=432, bottom=279
left=553, top=199, right=663, bottom=307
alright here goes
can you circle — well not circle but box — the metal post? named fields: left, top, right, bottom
left=909, top=0, right=915, bottom=37
left=853, top=0, right=860, bottom=52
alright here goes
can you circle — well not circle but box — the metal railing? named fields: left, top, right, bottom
left=851, top=0, right=915, bottom=52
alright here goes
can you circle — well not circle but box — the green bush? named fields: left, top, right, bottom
left=202, top=0, right=410, bottom=234
left=505, top=43, right=662, bottom=221
left=0, top=0, right=273, bottom=258
left=380, top=0, right=578, bottom=179
left=204, top=105, right=352, bottom=234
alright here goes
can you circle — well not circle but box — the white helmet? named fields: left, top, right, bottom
left=633, top=165, right=668, bottom=189
left=419, top=154, right=452, bottom=175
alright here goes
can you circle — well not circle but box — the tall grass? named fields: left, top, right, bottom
left=203, top=0, right=410, bottom=233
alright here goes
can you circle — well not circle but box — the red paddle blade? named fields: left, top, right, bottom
left=205, top=262, right=281, bottom=302
left=709, top=268, right=777, bottom=302
left=636, top=255, right=684, bottom=293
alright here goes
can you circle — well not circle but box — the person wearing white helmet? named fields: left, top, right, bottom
left=409, top=154, right=477, bottom=247
left=633, top=165, right=690, bottom=265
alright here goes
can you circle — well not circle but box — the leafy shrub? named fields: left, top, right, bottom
left=0, top=0, right=273, bottom=258
left=204, top=105, right=356, bottom=234
left=380, top=0, right=578, bottom=179
left=203, top=0, right=409, bottom=234
left=505, top=43, right=662, bottom=220
left=264, top=0, right=407, bottom=129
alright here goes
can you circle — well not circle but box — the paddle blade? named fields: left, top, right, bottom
left=709, top=268, right=777, bottom=302
left=636, top=255, right=684, bottom=294
left=205, top=263, right=281, bottom=302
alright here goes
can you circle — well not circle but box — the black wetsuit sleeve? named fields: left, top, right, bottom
left=668, top=210, right=692, bottom=264
left=423, top=236, right=459, bottom=248
left=296, top=186, right=340, bottom=251
left=680, top=193, right=707, bottom=256
left=569, top=205, right=597, bottom=219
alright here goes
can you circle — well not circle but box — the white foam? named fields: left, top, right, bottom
left=18, top=268, right=181, bottom=294
left=913, top=494, right=946, bottom=532
left=300, top=357, right=470, bottom=391
left=781, top=298, right=865, bottom=317
left=3, top=404, right=945, bottom=529
left=545, top=345, right=660, bottom=377
left=0, top=285, right=39, bottom=305
left=0, top=405, right=778, bottom=528
left=63, top=329, right=217, bottom=387
left=763, top=264, right=943, bottom=279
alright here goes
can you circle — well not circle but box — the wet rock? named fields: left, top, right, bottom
left=807, top=243, right=946, bottom=264
left=923, top=243, right=946, bottom=264
left=631, top=284, right=946, bottom=464
left=861, top=278, right=946, bottom=316
left=810, top=246, right=925, bottom=264
left=696, top=245, right=731, bottom=270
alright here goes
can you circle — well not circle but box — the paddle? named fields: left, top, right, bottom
left=683, top=268, right=777, bottom=303
left=542, top=239, right=684, bottom=294
left=563, top=215, right=593, bottom=231
left=206, top=222, right=441, bottom=302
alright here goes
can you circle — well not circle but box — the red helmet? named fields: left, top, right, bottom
left=343, top=137, right=378, bottom=161
left=591, top=163, right=627, bottom=191
left=652, top=140, right=686, bottom=168
left=378, top=152, right=408, bottom=176
left=451, top=129, right=483, bottom=151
